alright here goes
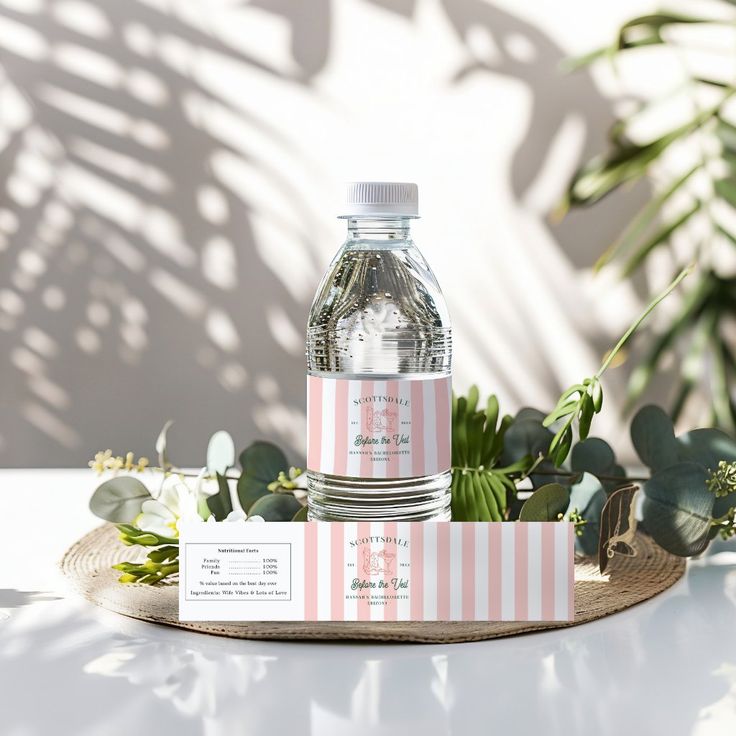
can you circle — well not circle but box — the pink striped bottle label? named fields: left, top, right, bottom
left=307, top=374, right=451, bottom=478
left=179, top=520, right=575, bottom=622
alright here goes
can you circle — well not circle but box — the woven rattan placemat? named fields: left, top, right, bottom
left=60, top=524, right=685, bottom=643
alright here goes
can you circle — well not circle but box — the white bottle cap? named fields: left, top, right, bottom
left=342, top=181, right=419, bottom=217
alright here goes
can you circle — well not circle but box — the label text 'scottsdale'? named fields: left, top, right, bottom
left=347, top=536, right=409, bottom=548
left=352, top=395, right=410, bottom=407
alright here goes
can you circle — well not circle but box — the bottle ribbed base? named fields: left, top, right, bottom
left=306, top=471, right=452, bottom=521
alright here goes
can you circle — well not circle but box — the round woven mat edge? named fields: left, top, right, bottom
left=60, top=524, right=686, bottom=644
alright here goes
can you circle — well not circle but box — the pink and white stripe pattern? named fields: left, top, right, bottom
left=302, top=522, right=574, bottom=622
left=307, top=375, right=451, bottom=478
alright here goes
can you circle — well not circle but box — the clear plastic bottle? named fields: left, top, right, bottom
left=306, top=182, right=452, bottom=521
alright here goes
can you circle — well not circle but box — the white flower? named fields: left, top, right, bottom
left=136, top=472, right=263, bottom=535
left=136, top=476, right=200, bottom=538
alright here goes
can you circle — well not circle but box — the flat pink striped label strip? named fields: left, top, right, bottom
left=303, top=522, right=574, bottom=622
left=307, top=375, right=451, bottom=478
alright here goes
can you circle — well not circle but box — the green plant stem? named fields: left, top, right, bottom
left=531, top=469, right=649, bottom=483
left=519, top=453, right=547, bottom=481
left=451, top=463, right=649, bottom=484
left=451, top=459, right=530, bottom=475
left=595, top=263, right=694, bottom=379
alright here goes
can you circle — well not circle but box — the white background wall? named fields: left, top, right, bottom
left=0, top=0, right=657, bottom=466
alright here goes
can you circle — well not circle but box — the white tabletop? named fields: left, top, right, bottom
left=1, top=469, right=735, bottom=736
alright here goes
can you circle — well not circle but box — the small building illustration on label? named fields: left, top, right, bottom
left=361, top=546, right=396, bottom=576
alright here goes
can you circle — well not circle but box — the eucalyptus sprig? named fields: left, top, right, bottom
left=544, top=264, right=692, bottom=466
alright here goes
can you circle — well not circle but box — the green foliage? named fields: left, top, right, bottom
left=565, top=473, right=607, bottom=555
left=563, top=5, right=736, bottom=430
left=518, top=484, right=569, bottom=522
left=89, top=476, right=152, bottom=523
left=706, top=460, right=736, bottom=499
left=451, top=384, right=634, bottom=566
left=292, top=505, right=309, bottom=522
left=113, top=507, right=182, bottom=584
left=642, top=463, right=714, bottom=557
left=500, top=408, right=552, bottom=465
left=207, top=472, right=234, bottom=521
left=89, top=426, right=307, bottom=585
left=631, top=404, right=736, bottom=553
left=237, top=441, right=290, bottom=512
left=543, top=266, right=690, bottom=467
left=571, top=438, right=626, bottom=493
left=450, top=387, right=736, bottom=564
left=544, top=378, right=602, bottom=466
left=450, top=388, right=528, bottom=522
left=249, top=493, right=303, bottom=521
left=112, top=545, right=179, bottom=585
left=630, top=405, right=680, bottom=472
left=116, top=524, right=178, bottom=547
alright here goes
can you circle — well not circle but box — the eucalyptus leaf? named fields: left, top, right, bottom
left=571, top=437, right=626, bottom=493
left=566, top=473, right=607, bottom=556
left=676, top=428, right=736, bottom=471
left=500, top=416, right=553, bottom=466
left=207, top=472, right=234, bottom=521
left=292, top=505, right=308, bottom=522
left=676, top=427, right=736, bottom=517
left=237, top=441, right=289, bottom=512
left=90, top=476, right=152, bottom=522
left=249, top=493, right=303, bottom=521
left=630, top=405, right=679, bottom=471
left=206, top=430, right=235, bottom=475
left=519, top=483, right=570, bottom=522
left=642, top=462, right=714, bottom=557
left=514, top=407, right=548, bottom=424
left=571, top=438, right=615, bottom=476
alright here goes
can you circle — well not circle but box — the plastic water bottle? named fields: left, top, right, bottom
left=306, top=182, right=452, bottom=521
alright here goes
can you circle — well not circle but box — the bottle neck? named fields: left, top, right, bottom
left=345, top=217, right=412, bottom=242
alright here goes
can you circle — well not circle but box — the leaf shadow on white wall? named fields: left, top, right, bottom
left=0, top=0, right=647, bottom=466
left=0, top=0, right=332, bottom=465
